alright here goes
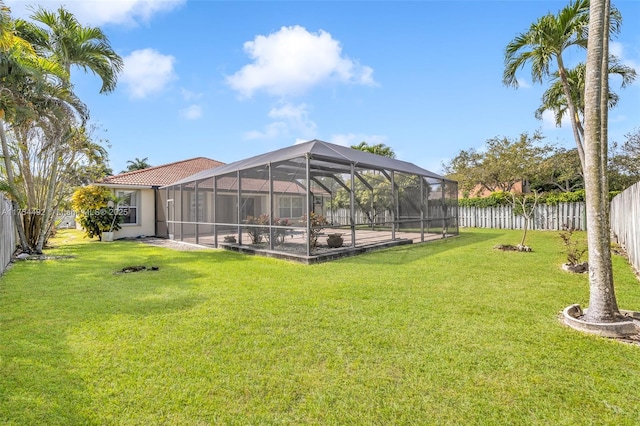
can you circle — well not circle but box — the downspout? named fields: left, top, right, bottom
left=152, top=185, right=159, bottom=237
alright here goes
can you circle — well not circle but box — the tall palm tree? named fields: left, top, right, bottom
left=506, top=0, right=628, bottom=325
left=21, top=6, right=123, bottom=92
left=124, top=157, right=152, bottom=172
left=502, top=0, right=623, bottom=170
left=13, top=6, right=123, bottom=252
left=582, top=0, right=620, bottom=323
left=0, top=1, right=65, bottom=252
left=534, top=59, right=636, bottom=130
left=503, top=0, right=589, bottom=166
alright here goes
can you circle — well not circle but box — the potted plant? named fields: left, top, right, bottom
left=102, top=194, right=124, bottom=242
left=326, top=233, right=344, bottom=248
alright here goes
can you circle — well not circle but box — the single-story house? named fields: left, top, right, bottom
left=95, top=157, right=224, bottom=239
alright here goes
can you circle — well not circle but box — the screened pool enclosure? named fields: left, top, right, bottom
left=163, top=140, right=458, bottom=262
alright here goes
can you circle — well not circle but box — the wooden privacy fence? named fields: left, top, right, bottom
left=327, top=209, right=391, bottom=225
left=458, top=202, right=586, bottom=231
left=1, top=194, right=17, bottom=274
left=611, top=181, right=640, bottom=276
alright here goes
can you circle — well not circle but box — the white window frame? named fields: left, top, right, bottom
left=116, top=190, right=140, bottom=226
left=278, top=196, right=303, bottom=219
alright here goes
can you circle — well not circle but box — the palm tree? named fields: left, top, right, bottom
left=502, top=0, right=624, bottom=170
left=0, top=1, right=65, bottom=252
left=22, top=6, right=123, bottom=92
left=124, top=157, right=152, bottom=172
left=534, top=59, right=636, bottom=129
left=12, top=6, right=123, bottom=252
left=351, top=141, right=396, bottom=158
left=503, top=0, right=588, bottom=166
left=581, top=0, right=620, bottom=323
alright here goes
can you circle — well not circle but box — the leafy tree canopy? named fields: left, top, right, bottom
left=609, top=127, right=640, bottom=190
left=443, top=131, right=551, bottom=196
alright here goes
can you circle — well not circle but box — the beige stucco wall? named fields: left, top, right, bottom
left=112, top=187, right=156, bottom=239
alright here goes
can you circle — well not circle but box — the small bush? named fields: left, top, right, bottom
left=558, top=227, right=587, bottom=266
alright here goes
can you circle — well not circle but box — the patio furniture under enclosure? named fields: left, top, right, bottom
left=163, top=140, right=458, bottom=262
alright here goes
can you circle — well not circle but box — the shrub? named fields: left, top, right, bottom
left=558, top=227, right=587, bottom=266
left=243, top=214, right=270, bottom=244
left=304, top=212, right=329, bottom=249
left=71, top=186, right=122, bottom=240
left=458, top=189, right=619, bottom=207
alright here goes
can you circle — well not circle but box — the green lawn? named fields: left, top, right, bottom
left=1, top=228, right=639, bottom=425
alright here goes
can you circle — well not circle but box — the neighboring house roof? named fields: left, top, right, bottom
left=97, top=157, right=225, bottom=187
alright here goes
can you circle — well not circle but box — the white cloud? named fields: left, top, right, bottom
left=329, top=133, right=388, bottom=147
left=245, top=102, right=317, bottom=140
left=180, top=105, right=203, bottom=120
left=516, top=78, right=531, bottom=89
left=180, top=88, right=203, bottom=101
left=227, top=25, right=376, bottom=98
left=121, top=49, right=176, bottom=99
left=540, top=109, right=571, bottom=129
left=610, top=41, right=640, bottom=86
left=5, top=0, right=185, bottom=26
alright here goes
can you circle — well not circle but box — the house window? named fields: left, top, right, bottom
left=279, top=196, right=303, bottom=218
left=116, top=190, right=139, bottom=225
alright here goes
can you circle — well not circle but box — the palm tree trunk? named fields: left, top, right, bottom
left=0, top=119, right=31, bottom=253
left=582, top=0, right=619, bottom=322
left=600, top=0, right=611, bottom=210
left=557, top=55, right=586, bottom=169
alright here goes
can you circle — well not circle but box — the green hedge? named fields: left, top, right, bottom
left=457, top=190, right=619, bottom=207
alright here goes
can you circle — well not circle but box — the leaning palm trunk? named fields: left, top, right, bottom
left=582, top=0, right=619, bottom=322
left=556, top=55, right=586, bottom=170
left=0, top=119, right=31, bottom=252
left=35, top=131, right=65, bottom=253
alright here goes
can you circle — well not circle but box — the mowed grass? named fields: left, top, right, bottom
left=1, top=229, right=640, bottom=425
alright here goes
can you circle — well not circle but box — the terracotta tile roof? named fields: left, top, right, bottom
left=97, top=157, right=225, bottom=187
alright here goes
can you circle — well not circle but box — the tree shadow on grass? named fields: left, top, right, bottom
left=334, top=229, right=504, bottom=266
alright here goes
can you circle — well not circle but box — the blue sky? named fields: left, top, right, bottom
left=6, top=0, right=640, bottom=175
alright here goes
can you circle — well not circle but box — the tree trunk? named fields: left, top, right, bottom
left=0, top=119, right=31, bottom=253
left=35, top=131, right=64, bottom=253
left=582, top=0, right=619, bottom=322
left=557, top=54, right=586, bottom=170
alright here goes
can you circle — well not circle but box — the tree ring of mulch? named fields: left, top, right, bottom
left=493, top=244, right=532, bottom=252
left=561, top=262, right=589, bottom=273
left=114, top=265, right=160, bottom=275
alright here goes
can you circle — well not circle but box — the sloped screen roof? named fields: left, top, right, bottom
left=167, top=140, right=449, bottom=188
